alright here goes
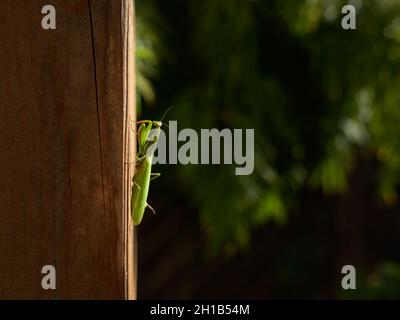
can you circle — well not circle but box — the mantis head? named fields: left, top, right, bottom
left=152, top=121, right=162, bottom=128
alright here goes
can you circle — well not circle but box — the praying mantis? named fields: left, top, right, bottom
left=131, top=109, right=170, bottom=225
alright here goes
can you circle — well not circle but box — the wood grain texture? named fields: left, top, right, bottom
left=0, top=0, right=135, bottom=299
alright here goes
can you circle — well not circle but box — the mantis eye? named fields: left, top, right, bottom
left=153, top=121, right=162, bottom=128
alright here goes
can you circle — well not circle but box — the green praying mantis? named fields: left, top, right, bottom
left=131, top=109, right=170, bottom=225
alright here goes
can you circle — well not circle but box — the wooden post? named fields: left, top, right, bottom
left=0, top=0, right=136, bottom=299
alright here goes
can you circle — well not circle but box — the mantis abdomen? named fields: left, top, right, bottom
left=131, top=155, right=152, bottom=225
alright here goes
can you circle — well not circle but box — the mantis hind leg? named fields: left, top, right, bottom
left=146, top=203, right=156, bottom=215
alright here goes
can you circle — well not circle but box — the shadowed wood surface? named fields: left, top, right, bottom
left=0, top=0, right=135, bottom=299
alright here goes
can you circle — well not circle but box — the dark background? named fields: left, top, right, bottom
left=135, top=0, right=400, bottom=299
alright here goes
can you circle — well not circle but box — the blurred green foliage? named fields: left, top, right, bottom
left=136, top=0, right=400, bottom=253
